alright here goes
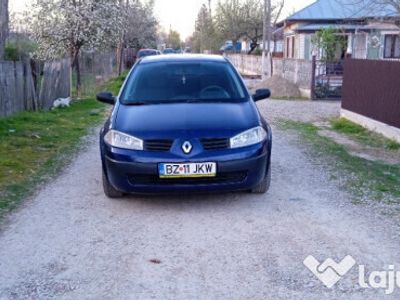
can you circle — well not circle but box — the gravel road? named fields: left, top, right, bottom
left=1, top=100, right=400, bottom=299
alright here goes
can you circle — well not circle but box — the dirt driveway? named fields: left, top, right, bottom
left=1, top=100, right=399, bottom=299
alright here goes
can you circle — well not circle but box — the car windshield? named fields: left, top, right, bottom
left=120, top=61, right=247, bottom=104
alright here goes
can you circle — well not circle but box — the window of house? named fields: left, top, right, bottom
left=276, top=40, right=283, bottom=52
left=384, top=35, right=400, bottom=58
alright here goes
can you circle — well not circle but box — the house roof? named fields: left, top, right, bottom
left=295, top=22, right=400, bottom=32
left=296, top=23, right=364, bottom=31
left=285, top=0, right=398, bottom=21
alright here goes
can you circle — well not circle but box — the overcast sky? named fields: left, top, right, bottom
left=10, top=0, right=315, bottom=39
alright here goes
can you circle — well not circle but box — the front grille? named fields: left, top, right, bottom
left=144, top=138, right=230, bottom=151
left=129, top=172, right=247, bottom=185
left=201, top=138, right=229, bottom=150
left=144, top=140, right=173, bottom=151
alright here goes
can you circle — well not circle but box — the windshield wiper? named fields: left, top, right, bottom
left=123, top=101, right=148, bottom=106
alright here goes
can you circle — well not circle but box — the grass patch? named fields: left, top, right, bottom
left=330, top=118, right=400, bottom=151
left=0, top=73, right=126, bottom=219
left=100, top=72, right=128, bottom=95
left=72, top=70, right=128, bottom=98
left=278, top=120, right=400, bottom=203
left=0, top=101, right=104, bottom=217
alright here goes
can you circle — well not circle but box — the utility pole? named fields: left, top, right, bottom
left=267, top=0, right=272, bottom=57
left=261, top=0, right=271, bottom=79
left=168, top=24, right=172, bottom=48
left=267, top=0, right=272, bottom=77
left=208, top=0, right=212, bottom=53
left=262, top=0, right=267, bottom=55
left=117, top=0, right=125, bottom=75
left=261, top=0, right=267, bottom=79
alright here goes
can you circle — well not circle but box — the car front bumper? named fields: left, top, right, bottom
left=102, top=138, right=271, bottom=194
left=105, top=153, right=269, bottom=194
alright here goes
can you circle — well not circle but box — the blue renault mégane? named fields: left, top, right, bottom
left=97, top=54, right=272, bottom=198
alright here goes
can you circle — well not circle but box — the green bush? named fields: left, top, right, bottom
left=4, top=43, right=20, bottom=61
left=254, top=48, right=262, bottom=56
left=4, top=39, right=37, bottom=61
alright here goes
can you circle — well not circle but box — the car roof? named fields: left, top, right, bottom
left=138, top=49, right=157, bottom=52
left=140, top=54, right=227, bottom=64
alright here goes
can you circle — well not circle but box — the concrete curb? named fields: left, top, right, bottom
left=341, top=109, right=400, bottom=143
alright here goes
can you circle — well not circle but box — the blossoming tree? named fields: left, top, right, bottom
left=27, top=0, right=123, bottom=91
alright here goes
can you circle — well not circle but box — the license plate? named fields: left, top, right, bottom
left=159, top=162, right=217, bottom=178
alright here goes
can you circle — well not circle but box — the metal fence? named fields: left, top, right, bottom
left=342, top=59, right=400, bottom=129
left=311, top=57, right=344, bottom=100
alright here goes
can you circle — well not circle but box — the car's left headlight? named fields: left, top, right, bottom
left=230, top=126, right=267, bottom=149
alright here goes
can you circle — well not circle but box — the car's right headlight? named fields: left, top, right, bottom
left=104, top=130, right=143, bottom=150
left=230, top=126, right=267, bottom=149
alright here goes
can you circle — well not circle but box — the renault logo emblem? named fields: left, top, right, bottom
left=182, top=141, right=192, bottom=154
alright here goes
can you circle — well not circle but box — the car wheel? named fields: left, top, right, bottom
left=251, top=163, right=271, bottom=194
left=102, top=170, right=124, bottom=198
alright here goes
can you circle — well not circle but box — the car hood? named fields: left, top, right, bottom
left=113, top=101, right=261, bottom=139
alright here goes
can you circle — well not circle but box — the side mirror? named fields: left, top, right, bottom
left=252, top=89, right=271, bottom=102
left=96, top=92, right=115, bottom=105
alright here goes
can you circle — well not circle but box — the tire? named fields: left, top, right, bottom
left=251, top=163, right=271, bottom=194
left=102, top=170, right=124, bottom=198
